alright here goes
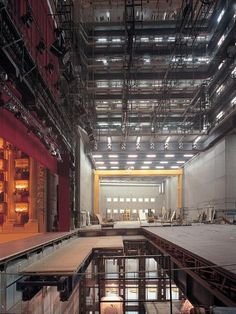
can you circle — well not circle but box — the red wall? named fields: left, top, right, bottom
left=58, top=153, right=71, bottom=231
left=8, top=0, right=60, bottom=100
left=0, top=108, right=58, bottom=173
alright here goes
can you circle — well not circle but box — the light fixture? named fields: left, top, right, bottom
left=218, top=60, right=225, bottom=70
left=217, top=9, right=225, bottom=23
left=96, top=161, right=104, bottom=165
left=128, top=155, right=138, bottom=158
left=110, top=161, right=118, bottom=164
left=177, top=161, right=185, bottom=164
left=97, top=166, right=107, bottom=169
left=93, top=155, right=103, bottom=158
left=141, top=166, right=150, bottom=169
left=165, top=154, right=175, bottom=157
left=107, top=136, right=112, bottom=150
left=178, top=142, right=183, bottom=150
left=165, top=136, right=170, bottom=143
left=231, top=96, right=236, bottom=105
left=160, top=161, right=168, bottom=164
left=156, top=166, right=164, bottom=169
left=216, top=111, right=224, bottom=120
left=194, top=136, right=201, bottom=143
left=150, top=142, right=155, bottom=150
left=97, top=38, right=107, bottom=43
left=171, top=166, right=179, bottom=169
left=127, top=161, right=135, bottom=165
left=146, top=154, right=156, bottom=158
left=108, top=154, right=118, bottom=158
left=136, top=143, right=141, bottom=150
left=136, top=136, right=141, bottom=144
left=110, top=166, right=119, bottom=169
left=121, top=142, right=126, bottom=150
left=184, top=154, right=194, bottom=157
left=144, top=161, right=152, bottom=164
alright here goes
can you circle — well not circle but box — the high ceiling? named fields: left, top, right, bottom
left=72, top=0, right=236, bottom=170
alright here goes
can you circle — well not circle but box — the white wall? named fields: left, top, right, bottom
left=164, top=177, right=178, bottom=212
left=100, top=184, right=162, bottom=218
left=80, top=138, right=93, bottom=213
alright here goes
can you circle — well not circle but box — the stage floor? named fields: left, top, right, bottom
left=144, top=224, right=236, bottom=274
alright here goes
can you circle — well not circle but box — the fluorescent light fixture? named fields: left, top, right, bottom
left=184, top=154, right=194, bottom=157
left=218, top=60, right=225, bottom=70
left=177, top=161, right=185, bottom=164
left=95, top=161, right=104, bottom=165
left=128, top=155, right=138, bottom=158
left=93, top=155, right=103, bottom=158
left=141, top=37, right=149, bottom=42
left=231, top=96, right=236, bottom=105
left=231, top=66, right=236, bottom=76
left=141, top=166, right=150, bottom=169
left=144, top=56, right=150, bottom=64
left=110, top=161, right=118, bottom=165
left=165, top=136, right=170, bottom=143
left=136, top=136, right=141, bottom=144
left=97, top=166, right=107, bottom=169
left=156, top=166, right=164, bottom=169
left=144, top=161, right=152, bottom=164
left=216, top=111, right=224, bottom=120
left=216, top=85, right=224, bottom=95
left=160, top=161, right=168, bottom=164
left=108, top=136, right=112, bottom=144
left=146, top=154, right=156, bottom=158
left=217, top=9, right=225, bottom=23
left=165, top=154, right=175, bottom=157
left=112, top=38, right=121, bottom=42
left=108, top=154, right=118, bottom=158
left=127, top=161, right=135, bottom=165
left=217, top=34, right=225, bottom=47
left=194, top=136, right=201, bottom=143
left=106, top=11, right=110, bottom=18
left=97, top=38, right=107, bottom=43
left=171, top=166, right=179, bottom=169
left=110, top=166, right=119, bottom=169
left=154, top=37, right=162, bottom=42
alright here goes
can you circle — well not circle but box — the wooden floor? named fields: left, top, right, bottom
left=0, top=233, right=37, bottom=244
left=144, top=224, right=236, bottom=274
left=0, top=232, right=75, bottom=262
left=20, top=236, right=124, bottom=275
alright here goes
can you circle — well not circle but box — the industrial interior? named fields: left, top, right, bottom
left=0, top=0, right=236, bottom=313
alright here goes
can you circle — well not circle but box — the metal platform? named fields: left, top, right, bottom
left=143, top=225, right=236, bottom=274
left=19, top=236, right=124, bottom=276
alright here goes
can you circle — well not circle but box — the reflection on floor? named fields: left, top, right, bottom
left=0, top=233, right=37, bottom=244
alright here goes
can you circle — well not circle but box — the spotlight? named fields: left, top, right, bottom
left=121, top=142, right=126, bottom=150
left=21, top=11, right=33, bottom=27
left=178, top=142, right=183, bottom=150
left=36, top=39, right=46, bottom=54
left=136, top=143, right=141, bottom=151
left=192, top=143, right=197, bottom=149
left=45, top=63, right=54, bottom=74
left=0, top=71, right=8, bottom=81
left=150, top=142, right=155, bottom=150
left=107, top=143, right=112, bottom=150
left=164, top=142, right=169, bottom=150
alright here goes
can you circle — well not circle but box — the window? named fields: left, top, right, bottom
left=138, top=198, right=143, bottom=202
left=113, top=197, right=118, bottom=202
left=126, top=198, right=131, bottom=202
left=107, top=197, right=112, bottom=202
left=120, top=197, right=124, bottom=202
left=144, top=198, right=149, bottom=202
left=150, top=198, right=155, bottom=202
left=132, top=198, right=137, bottom=202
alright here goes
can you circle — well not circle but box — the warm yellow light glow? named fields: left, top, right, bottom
left=15, top=158, right=29, bottom=168
left=0, top=159, right=7, bottom=171
left=15, top=180, right=29, bottom=190
left=0, top=181, right=5, bottom=193
left=15, top=203, right=28, bottom=212
left=0, top=202, right=6, bottom=213
left=0, top=138, right=4, bottom=149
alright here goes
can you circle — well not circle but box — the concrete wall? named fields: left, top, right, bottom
left=164, top=177, right=178, bottom=212
left=80, top=138, right=93, bottom=213
left=183, top=135, right=236, bottom=219
left=225, top=135, right=236, bottom=203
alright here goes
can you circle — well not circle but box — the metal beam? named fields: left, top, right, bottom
left=93, top=169, right=183, bottom=214
left=91, top=70, right=207, bottom=81
left=94, top=92, right=194, bottom=100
